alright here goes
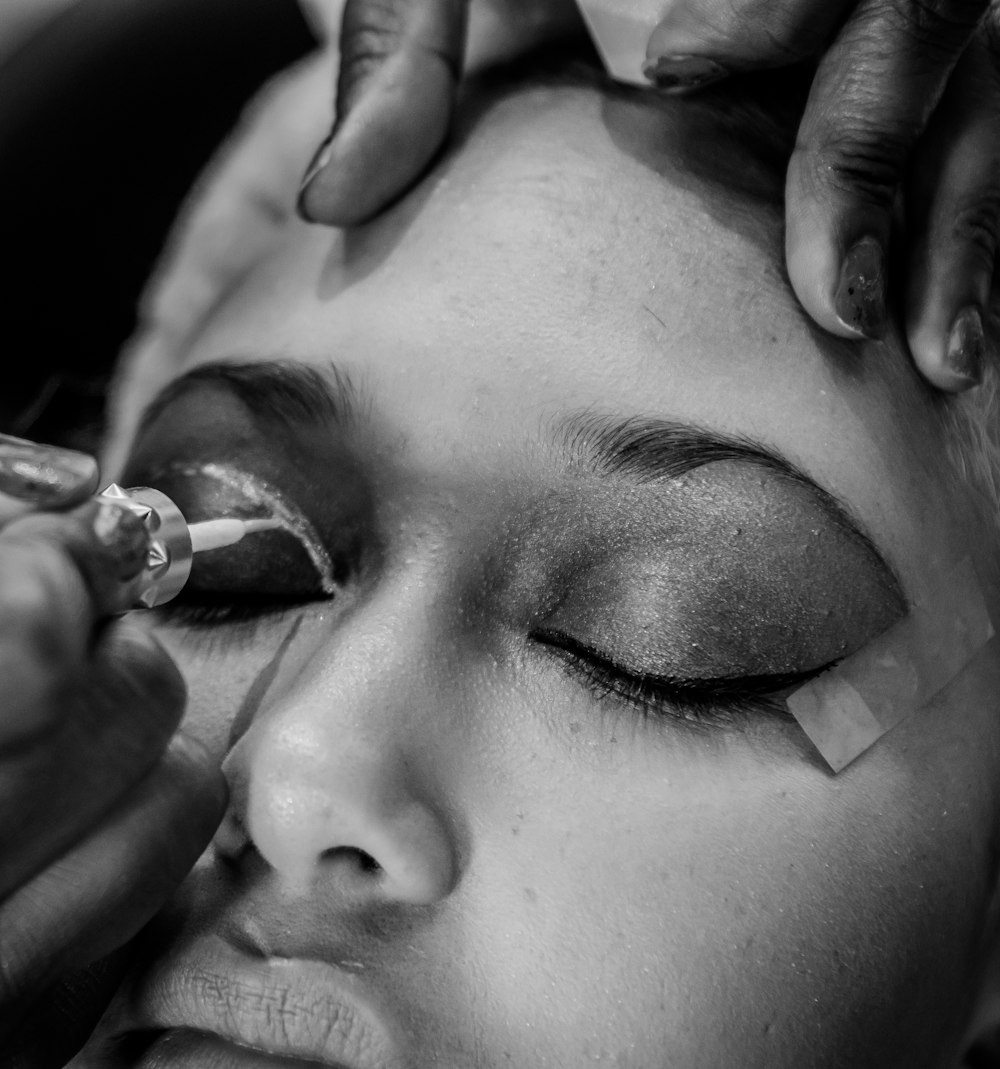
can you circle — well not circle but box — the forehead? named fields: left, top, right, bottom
left=154, top=81, right=965, bottom=594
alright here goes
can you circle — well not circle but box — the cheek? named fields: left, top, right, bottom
left=455, top=699, right=990, bottom=1069
left=148, top=615, right=323, bottom=756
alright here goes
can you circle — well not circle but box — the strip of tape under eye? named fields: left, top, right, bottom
left=786, top=556, right=994, bottom=773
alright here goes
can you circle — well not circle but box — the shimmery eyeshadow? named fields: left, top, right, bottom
left=166, top=461, right=337, bottom=594
left=511, top=465, right=904, bottom=683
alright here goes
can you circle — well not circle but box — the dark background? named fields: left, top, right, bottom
left=0, top=0, right=315, bottom=450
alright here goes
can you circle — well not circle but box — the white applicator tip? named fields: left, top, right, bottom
left=189, top=516, right=281, bottom=554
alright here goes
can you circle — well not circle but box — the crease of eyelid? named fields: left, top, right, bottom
left=160, top=461, right=339, bottom=595
left=552, top=410, right=908, bottom=612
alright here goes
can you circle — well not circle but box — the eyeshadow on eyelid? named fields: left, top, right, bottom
left=512, top=468, right=904, bottom=681
left=165, top=462, right=338, bottom=594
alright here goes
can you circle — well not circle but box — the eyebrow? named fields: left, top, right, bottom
left=558, top=411, right=902, bottom=594
left=137, top=360, right=903, bottom=598
left=137, top=359, right=359, bottom=435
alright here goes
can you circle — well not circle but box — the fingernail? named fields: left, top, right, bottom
left=945, top=305, right=985, bottom=388
left=0, top=434, right=99, bottom=505
left=296, top=133, right=334, bottom=222
left=642, top=54, right=728, bottom=93
left=91, top=501, right=150, bottom=580
left=834, top=236, right=887, bottom=339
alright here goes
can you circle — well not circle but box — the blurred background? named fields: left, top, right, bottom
left=1, top=0, right=80, bottom=63
left=0, top=0, right=316, bottom=450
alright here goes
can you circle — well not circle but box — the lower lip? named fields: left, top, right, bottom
left=136, top=1029, right=340, bottom=1069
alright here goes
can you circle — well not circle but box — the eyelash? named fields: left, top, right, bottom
left=153, top=592, right=325, bottom=634
left=531, top=628, right=828, bottom=727
left=157, top=596, right=828, bottom=727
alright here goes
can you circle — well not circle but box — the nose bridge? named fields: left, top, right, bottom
left=224, top=575, right=461, bottom=903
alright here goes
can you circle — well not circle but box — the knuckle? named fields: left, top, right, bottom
left=340, top=0, right=406, bottom=77
left=683, top=0, right=825, bottom=61
left=950, top=189, right=1000, bottom=265
left=892, top=0, right=989, bottom=45
left=839, top=0, right=988, bottom=69
left=802, top=123, right=910, bottom=209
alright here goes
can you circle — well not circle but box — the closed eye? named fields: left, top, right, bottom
left=531, top=628, right=832, bottom=727
left=154, top=589, right=331, bottom=629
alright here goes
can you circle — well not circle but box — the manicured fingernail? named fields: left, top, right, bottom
left=91, top=501, right=150, bottom=579
left=296, top=133, right=334, bottom=222
left=642, top=54, right=728, bottom=93
left=945, top=305, right=985, bottom=388
left=0, top=434, right=99, bottom=504
left=834, top=236, right=887, bottom=339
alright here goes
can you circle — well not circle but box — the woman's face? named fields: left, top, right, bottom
left=89, top=77, right=1000, bottom=1069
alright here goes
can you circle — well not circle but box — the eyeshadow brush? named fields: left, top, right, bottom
left=189, top=516, right=281, bottom=553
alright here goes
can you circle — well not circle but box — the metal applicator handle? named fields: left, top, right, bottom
left=96, top=484, right=193, bottom=609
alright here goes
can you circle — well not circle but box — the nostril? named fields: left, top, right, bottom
left=358, top=851, right=381, bottom=874
left=320, top=845, right=382, bottom=874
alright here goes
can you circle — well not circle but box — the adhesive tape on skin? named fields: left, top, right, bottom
left=573, top=0, right=661, bottom=86
left=787, top=557, right=995, bottom=773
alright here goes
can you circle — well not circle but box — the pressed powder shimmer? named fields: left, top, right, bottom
left=166, top=462, right=338, bottom=594
left=515, top=465, right=906, bottom=682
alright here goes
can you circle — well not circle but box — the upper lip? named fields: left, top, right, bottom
left=123, top=933, right=409, bottom=1069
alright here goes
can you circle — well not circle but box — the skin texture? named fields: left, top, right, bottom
left=79, top=65, right=1000, bottom=1069
left=299, top=0, right=1000, bottom=392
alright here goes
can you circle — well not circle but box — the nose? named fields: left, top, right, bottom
left=216, top=599, right=461, bottom=906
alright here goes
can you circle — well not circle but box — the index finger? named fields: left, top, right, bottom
left=0, top=434, right=99, bottom=523
left=784, top=0, right=990, bottom=340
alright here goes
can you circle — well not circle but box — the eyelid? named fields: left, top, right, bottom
left=532, top=627, right=830, bottom=724
left=154, top=461, right=340, bottom=595
left=152, top=591, right=329, bottom=648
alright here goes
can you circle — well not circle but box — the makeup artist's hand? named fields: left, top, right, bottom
left=0, top=432, right=99, bottom=522
left=0, top=435, right=227, bottom=1069
left=295, top=0, right=582, bottom=221
left=297, top=0, right=1000, bottom=394
left=642, top=0, right=1000, bottom=394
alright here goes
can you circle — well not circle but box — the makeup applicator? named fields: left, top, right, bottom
left=95, top=483, right=281, bottom=609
